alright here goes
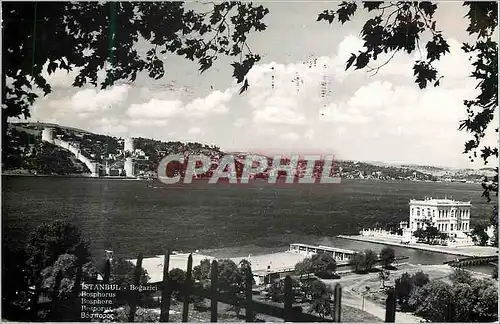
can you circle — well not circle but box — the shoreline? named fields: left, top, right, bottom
left=338, top=235, right=498, bottom=257
left=1, top=171, right=484, bottom=184
left=2, top=172, right=147, bottom=180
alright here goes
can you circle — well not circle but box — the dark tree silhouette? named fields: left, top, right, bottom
left=2, top=1, right=269, bottom=135
left=380, top=246, right=395, bottom=269
left=317, top=2, right=498, bottom=228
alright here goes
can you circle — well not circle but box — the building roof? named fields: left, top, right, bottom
left=289, top=243, right=356, bottom=254
left=409, top=197, right=471, bottom=206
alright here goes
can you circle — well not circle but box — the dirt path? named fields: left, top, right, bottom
left=323, top=265, right=428, bottom=323
left=341, top=295, right=423, bottom=323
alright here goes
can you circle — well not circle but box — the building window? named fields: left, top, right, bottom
left=432, top=210, right=435, bottom=217
left=411, top=208, right=414, bottom=216
left=417, top=208, right=420, bottom=216
left=451, top=224, right=454, bottom=231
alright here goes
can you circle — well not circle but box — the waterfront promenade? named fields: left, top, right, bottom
left=338, top=235, right=498, bottom=257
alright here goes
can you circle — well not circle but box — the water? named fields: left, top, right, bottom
left=2, top=176, right=495, bottom=273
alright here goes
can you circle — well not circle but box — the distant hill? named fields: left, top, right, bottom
left=2, top=122, right=495, bottom=182
left=2, top=122, right=224, bottom=176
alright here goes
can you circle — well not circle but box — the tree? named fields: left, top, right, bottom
left=193, top=258, right=212, bottom=282
left=413, top=221, right=444, bottom=244
left=168, top=268, right=187, bottom=302
left=394, top=271, right=429, bottom=311
left=317, top=2, right=498, bottom=205
left=349, top=252, right=365, bottom=274
left=471, top=222, right=491, bottom=246
left=413, top=228, right=426, bottom=243
left=216, top=259, right=245, bottom=294
left=294, top=253, right=338, bottom=279
left=394, top=272, right=414, bottom=311
left=449, top=268, right=473, bottom=285
left=295, top=258, right=313, bottom=278
left=438, top=232, right=449, bottom=243
left=411, top=271, right=429, bottom=288
left=310, top=253, right=338, bottom=278
left=41, top=254, right=96, bottom=294
left=24, top=220, right=91, bottom=286
left=472, top=279, right=498, bottom=322
left=2, top=1, right=270, bottom=158
left=490, top=206, right=498, bottom=247
left=380, top=246, right=395, bottom=269
left=423, top=225, right=441, bottom=245
left=363, top=249, right=378, bottom=272
left=408, top=280, right=453, bottom=322
left=306, top=280, right=333, bottom=319
left=379, top=269, right=390, bottom=288
left=40, top=254, right=98, bottom=321
left=408, top=277, right=498, bottom=322
left=452, top=282, right=477, bottom=322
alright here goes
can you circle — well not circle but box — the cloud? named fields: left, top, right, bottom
left=187, top=127, right=203, bottom=135
left=280, top=132, right=300, bottom=141
left=26, top=26, right=492, bottom=169
left=70, top=84, right=130, bottom=113
left=233, top=118, right=247, bottom=127
left=40, top=61, right=81, bottom=89
left=126, top=88, right=232, bottom=121
left=184, top=89, right=232, bottom=116
left=319, top=103, right=372, bottom=124
left=126, top=119, right=169, bottom=127
left=127, top=98, right=183, bottom=119
left=91, top=117, right=129, bottom=136
left=305, top=129, right=315, bottom=140
left=253, top=106, right=306, bottom=125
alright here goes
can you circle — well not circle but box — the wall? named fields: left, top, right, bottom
left=42, top=130, right=99, bottom=177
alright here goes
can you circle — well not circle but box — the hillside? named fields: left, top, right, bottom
left=2, top=123, right=224, bottom=176
left=1, top=122, right=492, bottom=183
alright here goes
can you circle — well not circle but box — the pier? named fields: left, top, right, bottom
left=288, top=243, right=356, bottom=261
left=444, top=255, right=499, bottom=267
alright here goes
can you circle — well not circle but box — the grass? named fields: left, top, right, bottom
left=161, top=298, right=382, bottom=322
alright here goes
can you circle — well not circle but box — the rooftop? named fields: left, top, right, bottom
left=409, top=197, right=471, bottom=205
left=290, top=243, right=356, bottom=254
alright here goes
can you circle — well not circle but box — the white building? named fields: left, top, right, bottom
left=124, top=157, right=135, bottom=177
left=124, top=137, right=135, bottom=154
left=400, top=197, right=472, bottom=245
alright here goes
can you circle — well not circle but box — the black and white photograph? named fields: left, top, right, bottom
left=2, top=1, right=499, bottom=322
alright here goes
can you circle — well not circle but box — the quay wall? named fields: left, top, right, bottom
left=338, top=235, right=498, bottom=258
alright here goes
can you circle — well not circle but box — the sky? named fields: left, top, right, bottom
left=21, top=1, right=499, bottom=169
